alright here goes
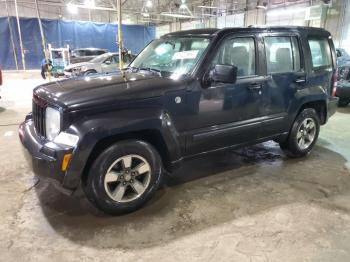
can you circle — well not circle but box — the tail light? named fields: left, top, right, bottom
left=331, top=69, right=338, bottom=97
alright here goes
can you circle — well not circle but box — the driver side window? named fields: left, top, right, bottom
left=213, top=37, right=256, bottom=77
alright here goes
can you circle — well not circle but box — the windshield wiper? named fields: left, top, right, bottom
left=139, top=67, right=162, bottom=76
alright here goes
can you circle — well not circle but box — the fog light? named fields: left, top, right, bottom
left=62, top=153, right=72, bottom=172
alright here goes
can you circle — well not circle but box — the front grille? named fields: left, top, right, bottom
left=32, top=94, right=47, bottom=137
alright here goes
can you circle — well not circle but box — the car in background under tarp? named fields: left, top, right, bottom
left=70, top=48, right=107, bottom=64
left=64, top=52, right=135, bottom=77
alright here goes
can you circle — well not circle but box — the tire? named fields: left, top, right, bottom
left=83, top=140, right=163, bottom=215
left=338, top=98, right=349, bottom=107
left=279, top=108, right=320, bottom=158
left=84, top=70, right=96, bottom=76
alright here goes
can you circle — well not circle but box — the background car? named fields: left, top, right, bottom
left=70, top=48, right=107, bottom=64
left=337, top=65, right=350, bottom=107
left=336, top=48, right=350, bottom=67
left=64, top=52, right=129, bottom=77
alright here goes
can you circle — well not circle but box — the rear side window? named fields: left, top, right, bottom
left=308, top=38, right=332, bottom=69
left=264, top=36, right=301, bottom=74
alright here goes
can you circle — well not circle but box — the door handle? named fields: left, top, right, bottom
left=248, top=83, right=262, bottom=90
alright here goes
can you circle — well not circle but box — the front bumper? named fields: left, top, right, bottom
left=19, top=119, right=75, bottom=192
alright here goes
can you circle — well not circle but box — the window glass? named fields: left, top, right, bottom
left=265, top=36, right=301, bottom=74
left=111, top=55, right=119, bottom=64
left=85, top=50, right=93, bottom=56
left=213, top=37, right=256, bottom=77
left=130, top=37, right=210, bottom=76
left=308, top=38, right=331, bottom=68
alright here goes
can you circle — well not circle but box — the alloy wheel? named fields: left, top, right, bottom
left=104, top=154, right=151, bottom=203
left=296, top=118, right=316, bottom=150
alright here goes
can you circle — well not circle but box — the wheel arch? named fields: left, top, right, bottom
left=80, top=129, right=173, bottom=185
left=62, top=108, right=182, bottom=190
left=296, top=100, right=327, bottom=125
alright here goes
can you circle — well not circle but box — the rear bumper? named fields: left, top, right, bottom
left=19, top=119, right=76, bottom=192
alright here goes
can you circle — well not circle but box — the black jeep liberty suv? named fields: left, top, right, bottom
left=20, top=27, right=338, bottom=214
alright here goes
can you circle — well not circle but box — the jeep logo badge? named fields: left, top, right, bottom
left=175, top=96, right=181, bottom=104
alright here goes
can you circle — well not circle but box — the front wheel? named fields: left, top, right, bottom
left=279, top=108, right=320, bottom=158
left=83, top=140, right=163, bottom=215
left=84, top=70, right=97, bottom=76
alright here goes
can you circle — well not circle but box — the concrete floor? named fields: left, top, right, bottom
left=1, top=72, right=350, bottom=262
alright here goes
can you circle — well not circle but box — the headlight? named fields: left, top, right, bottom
left=45, top=107, right=61, bottom=140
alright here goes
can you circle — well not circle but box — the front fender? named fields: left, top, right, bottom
left=62, top=107, right=181, bottom=189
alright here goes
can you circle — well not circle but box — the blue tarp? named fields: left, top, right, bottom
left=0, top=17, right=155, bottom=70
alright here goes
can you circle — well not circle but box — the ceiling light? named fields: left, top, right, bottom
left=146, top=0, right=152, bottom=8
left=198, top=5, right=218, bottom=9
left=67, top=2, right=78, bottom=14
left=179, top=0, right=187, bottom=9
left=161, top=12, right=193, bottom=18
left=142, top=12, right=150, bottom=17
left=84, top=0, right=95, bottom=8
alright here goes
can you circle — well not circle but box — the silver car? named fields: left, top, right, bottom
left=64, top=52, right=120, bottom=77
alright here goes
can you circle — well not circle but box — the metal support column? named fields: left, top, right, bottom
left=5, top=0, right=19, bottom=70
left=34, top=0, right=51, bottom=80
left=117, top=0, right=124, bottom=70
left=14, top=0, right=26, bottom=70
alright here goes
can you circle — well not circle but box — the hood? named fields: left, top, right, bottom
left=65, top=62, right=92, bottom=70
left=34, top=72, right=187, bottom=110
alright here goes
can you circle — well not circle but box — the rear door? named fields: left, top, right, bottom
left=260, top=34, right=306, bottom=137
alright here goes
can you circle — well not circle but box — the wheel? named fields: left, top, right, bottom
left=54, top=73, right=59, bottom=78
left=279, top=108, right=320, bottom=158
left=338, top=98, right=349, bottom=107
left=83, top=140, right=163, bottom=215
left=84, top=70, right=96, bottom=76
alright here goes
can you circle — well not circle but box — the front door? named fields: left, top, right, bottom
left=185, top=35, right=265, bottom=155
left=101, top=55, right=119, bottom=73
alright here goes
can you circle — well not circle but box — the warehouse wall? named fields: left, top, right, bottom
left=0, top=17, right=155, bottom=70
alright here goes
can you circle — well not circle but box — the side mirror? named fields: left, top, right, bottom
left=104, top=60, right=111, bottom=65
left=210, top=64, right=237, bottom=84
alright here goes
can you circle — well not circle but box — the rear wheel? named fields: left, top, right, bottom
left=83, top=140, right=163, bottom=215
left=279, top=108, right=320, bottom=158
left=338, top=98, right=349, bottom=107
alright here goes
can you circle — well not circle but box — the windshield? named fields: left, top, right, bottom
left=130, top=37, right=210, bottom=77
left=90, top=53, right=113, bottom=63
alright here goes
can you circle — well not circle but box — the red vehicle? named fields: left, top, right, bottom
left=0, top=68, right=2, bottom=99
